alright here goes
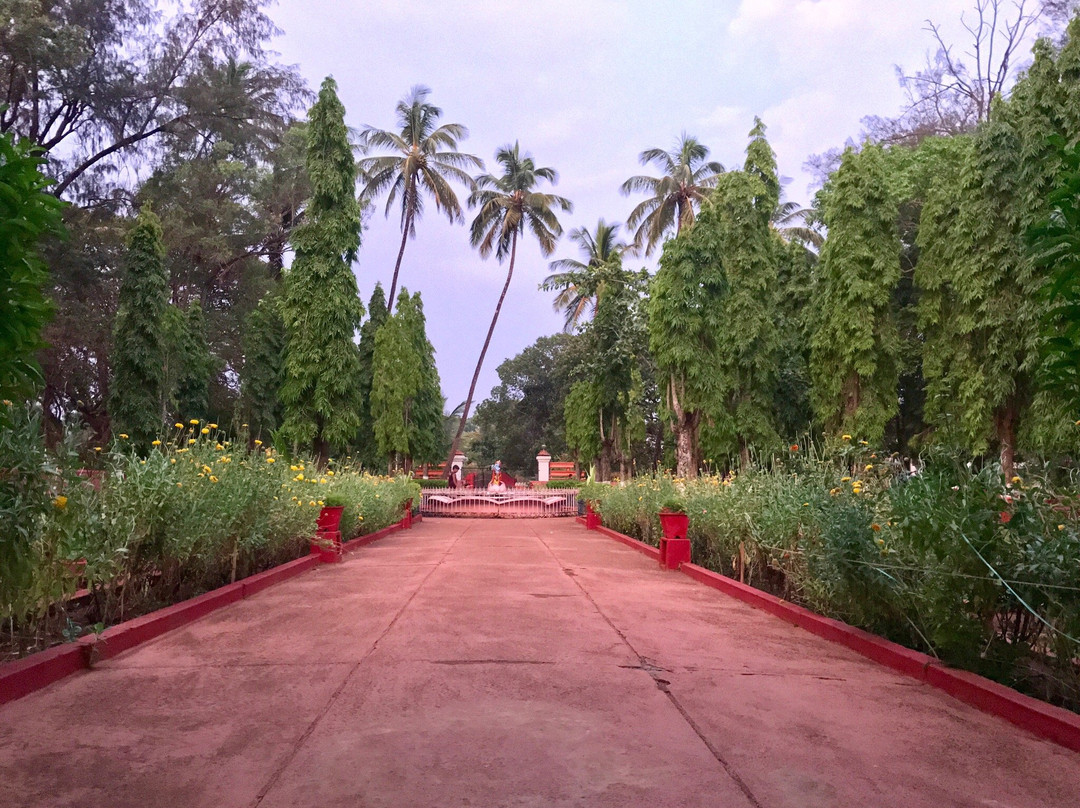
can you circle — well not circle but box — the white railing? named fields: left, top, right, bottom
left=420, top=488, right=579, bottom=518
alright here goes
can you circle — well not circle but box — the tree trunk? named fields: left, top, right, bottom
left=995, top=402, right=1018, bottom=480
left=445, top=231, right=518, bottom=474
left=738, top=436, right=750, bottom=469
left=842, top=372, right=860, bottom=425
left=387, top=209, right=413, bottom=313
left=668, top=378, right=701, bottom=479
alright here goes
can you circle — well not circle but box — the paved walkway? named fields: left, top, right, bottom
left=2, top=519, right=1078, bottom=807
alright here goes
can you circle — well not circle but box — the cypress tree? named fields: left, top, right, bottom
left=173, top=300, right=214, bottom=422
left=241, top=295, right=285, bottom=440
left=111, top=204, right=169, bottom=446
left=405, top=291, right=447, bottom=467
left=280, top=77, right=365, bottom=462
left=810, top=144, right=902, bottom=445
left=356, top=283, right=388, bottom=468
left=371, top=288, right=423, bottom=470
left=648, top=192, right=728, bottom=478
left=703, top=169, right=781, bottom=467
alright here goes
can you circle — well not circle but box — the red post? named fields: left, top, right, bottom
left=585, top=501, right=601, bottom=530
left=403, top=499, right=413, bottom=528
left=658, top=510, right=691, bottom=570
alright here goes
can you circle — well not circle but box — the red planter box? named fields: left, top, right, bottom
left=316, top=506, right=345, bottom=533
left=585, top=502, right=601, bottom=530
left=658, top=510, right=689, bottom=540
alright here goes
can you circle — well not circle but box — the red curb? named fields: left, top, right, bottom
left=242, top=555, right=320, bottom=598
left=0, top=515, right=413, bottom=706
left=342, top=522, right=400, bottom=552
left=595, top=525, right=661, bottom=561
left=680, top=564, right=937, bottom=680
left=0, top=644, right=86, bottom=707
left=924, top=665, right=1080, bottom=753
left=575, top=516, right=587, bottom=526
left=587, top=523, right=1080, bottom=754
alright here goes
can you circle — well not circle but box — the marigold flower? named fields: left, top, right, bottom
left=175, top=423, right=184, bottom=429
left=208, top=423, right=218, bottom=429
left=841, top=434, right=852, bottom=441
left=201, top=428, right=209, bottom=435
left=94, top=447, right=102, bottom=452
left=1058, top=524, right=1065, bottom=530
left=176, top=483, right=183, bottom=488
left=254, top=439, right=263, bottom=446
left=865, top=464, right=873, bottom=471
left=53, top=495, right=68, bottom=510
left=871, top=523, right=881, bottom=531
left=190, top=419, right=199, bottom=425
left=118, top=433, right=129, bottom=439
left=1010, top=476, right=1022, bottom=484
left=188, top=439, right=196, bottom=445
left=266, top=457, right=275, bottom=464
left=152, top=440, right=161, bottom=446
left=841, top=476, right=851, bottom=482
left=209, top=475, right=219, bottom=483
left=999, top=510, right=1012, bottom=524
left=317, top=500, right=325, bottom=506
left=859, top=440, right=868, bottom=446
left=295, top=474, right=304, bottom=481
left=790, top=444, right=799, bottom=452
left=170, top=458, right=176, bottom=464
left=309, top=500, right=316, bottom=506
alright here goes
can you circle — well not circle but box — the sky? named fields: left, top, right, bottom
left=266, top=0, right=1039, bottom=412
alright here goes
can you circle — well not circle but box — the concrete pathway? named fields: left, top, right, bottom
left=2, top=518, right=1078, bottom=807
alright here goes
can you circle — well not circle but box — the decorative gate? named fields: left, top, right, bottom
left=419, top=488, right=578, bottom=518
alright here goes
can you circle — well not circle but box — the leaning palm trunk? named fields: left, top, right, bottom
left=387, top=207, right=413, bottom=312
left=446, top=233, right=518, bottom=473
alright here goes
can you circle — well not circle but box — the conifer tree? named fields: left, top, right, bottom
left=355, top=283, right=388, bottom=468
left=703, top=169, right=781, bottom=467
left=648, top=192, right=728, bottom=478
left=405, top=291, right=447, bottom=467
left=810, top=144, right=902, bottom=444
left=172, top=300, right=215, bottom=421
left=280, top=77, right=365, bottom=463
left=241, top=295, right=285, bottom=439
left=110, top=204, right=169, bottom=446
left=371, top=288, right=433, bottom=471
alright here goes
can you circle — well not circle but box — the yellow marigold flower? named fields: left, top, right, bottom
left=215, top=443, right=223, bottom=450
left=841, top=476, right=851, bottom=482
left=53, top=495, right=68, bottom=510
left=319, top=478, right=327, bottom=484
left=200, top=427, right=209, bottom=435
left=309, top=500, right=316, bottom=506
left=803, top=502, right=809, bottom=507
left=266, top=457, right=275, bottom=464
left=327, top=470, right=334, bottom=475
left=1, top=399, right=11, bottom=406
left=188, top=439, right=196, bottom=445
left=242, top=423, right=248, bottom=428
left=170, top=458, right=176, bottom=464
left=176, top=483, right=183, bottom=488
left=865, top=464, right=873, bottom=471
left=254, top=439, right=263, bottom=446
left=139, top=460, right=145, bottom=465
left=1010, top=476, right=1022, bottom=484
left=175, top=422, right=184, bottom=429
left=208, top=423, right=217, bottom=429
left=190, top=419, right=199, bottom=425
left=295, top=473, right=304, bottom=481
left=290, top=465, right=299, bottom=471
left=317, top=500, right=325, bottom=506
left=118, top=433, right=129, bottom=439
left=1058, top=524, right=1065, bottom=530
left=94, top=447, right=102, bottom=452
left=841, top=434, right=852, bottom=441
left=209, top=475, right=219, bottom=483
left=859, top=440, right=868, bottom=446
left=152, top=440, right=161, bottom=446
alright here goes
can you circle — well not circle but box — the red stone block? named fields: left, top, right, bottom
left=658, top=536, right=691, bottom=569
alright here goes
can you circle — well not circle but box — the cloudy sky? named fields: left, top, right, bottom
left=267, top=0, right=1038, bottom=411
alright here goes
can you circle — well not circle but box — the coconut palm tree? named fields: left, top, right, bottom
left=540, top=218, right=628, bottom=332
left=620, top=133, right=724, bottom=255
left=446, top=142, right=573, bottom=470
left=358, top=86, right=483, bottom=311
left=773, top=200, right=823, bottom=248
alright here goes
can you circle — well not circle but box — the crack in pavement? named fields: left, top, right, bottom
left=248, top=525, right=465, bottom=808
left=532, top=526, right=765, bottom=808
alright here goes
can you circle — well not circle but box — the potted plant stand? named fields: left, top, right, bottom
left=585, top=501, right=601, bottom=530
left=658, top=502, right=691, bottom=570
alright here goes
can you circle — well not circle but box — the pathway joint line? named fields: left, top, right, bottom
left=531, top=525, right=764, bottom=808
left=248, top=526, right=465, bottom=808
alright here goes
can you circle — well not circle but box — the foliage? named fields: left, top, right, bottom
left=0, top=132, right=65, bottom=404
left=241, top=293, right=285, bottom=438
left=1, top=419, right=416, bottom=658
left=371, top=289, right=445, bottom=469
left=810, top=143, right=902, bottom=445
left=588, top=447, right=1080, bottom=711
left=541, top=219, right=629, bottom=331
left=472, top=333, right=584, bottom=476
left=279, top=77, right=365, bottom=459
left=447, top=142, right=571, bottom=470
left=620, top=133, right=725, bottom=254
left=355, top=283, right=389, bottom=469
left=358, top=85, right=481, bottom=309
left=110, top=205, right=169, bottom=447
left=170, top=301, right=217, bottom=422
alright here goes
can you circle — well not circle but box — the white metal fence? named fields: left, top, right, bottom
left=419, top=488, right=579, bottom=518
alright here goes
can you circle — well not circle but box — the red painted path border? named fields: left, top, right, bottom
left=585, top=518, right=1080, bottom=754
left=0, top=517, right=416, bottom=707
